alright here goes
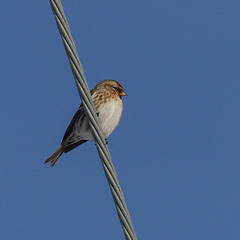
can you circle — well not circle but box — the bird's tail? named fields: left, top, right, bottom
left=44, top=146, right=63, bottom=167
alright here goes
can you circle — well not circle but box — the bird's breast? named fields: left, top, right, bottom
left=97, top=99, right=123, bottom=138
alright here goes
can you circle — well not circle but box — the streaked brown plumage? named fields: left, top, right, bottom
left=45, top=80, right=127, bottom=167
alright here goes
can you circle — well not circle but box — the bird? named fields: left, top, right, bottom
left=44, top=79, right=127, bottom=167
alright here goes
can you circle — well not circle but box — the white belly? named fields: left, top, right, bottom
left=97, top=99, right=123, bottom=138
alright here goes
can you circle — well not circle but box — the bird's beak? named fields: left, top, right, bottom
left=119, top=91, right=127, bottom=96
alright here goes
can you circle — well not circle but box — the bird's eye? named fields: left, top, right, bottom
left=113, top=87, right=120, bottom=92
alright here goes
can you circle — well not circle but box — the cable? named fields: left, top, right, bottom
left=49, top=1, right=137, bottom=239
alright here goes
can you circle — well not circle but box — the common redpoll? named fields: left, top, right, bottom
left=45, top=80, right=127, bottom=167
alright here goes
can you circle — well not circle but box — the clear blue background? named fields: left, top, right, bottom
left=1, top=1, right=239, bottom=239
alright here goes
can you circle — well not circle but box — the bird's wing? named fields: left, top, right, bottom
left=61, top=104, right=85, bottom=144
left=61, top=90, right=98, bottom=150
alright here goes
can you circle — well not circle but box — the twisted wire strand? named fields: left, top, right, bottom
left=49, top=1, right=137, bottom=239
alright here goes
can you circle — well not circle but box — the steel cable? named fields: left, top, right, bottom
left=49, top=1, right=137, bottom=239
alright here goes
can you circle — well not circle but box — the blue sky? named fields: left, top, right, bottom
left=1, top=1, right=240, bottom=239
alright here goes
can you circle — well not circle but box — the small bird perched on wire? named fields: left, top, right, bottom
left=45, top=79, right=127, bottom=167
